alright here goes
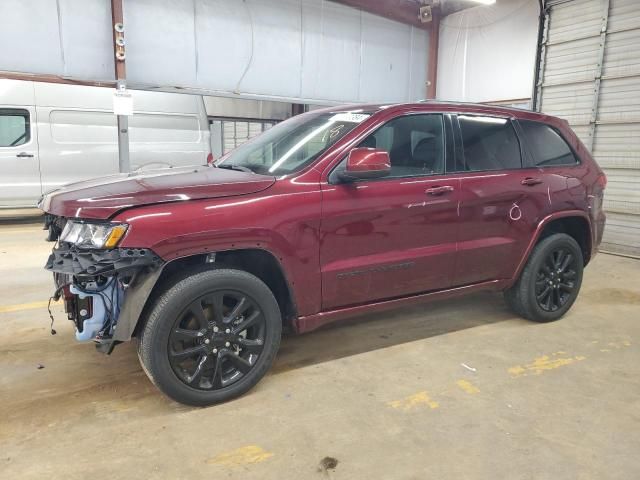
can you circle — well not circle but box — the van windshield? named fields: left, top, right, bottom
left=216, top=111, right=372, bottom=175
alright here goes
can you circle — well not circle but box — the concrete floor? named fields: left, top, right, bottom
left=1, top=221, right=639, bottom=480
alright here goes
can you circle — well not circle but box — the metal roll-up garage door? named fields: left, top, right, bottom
left=536, top=0, right=640, bottom=257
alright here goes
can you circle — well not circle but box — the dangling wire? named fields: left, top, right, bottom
left=47, top=282, right=70, bottom=336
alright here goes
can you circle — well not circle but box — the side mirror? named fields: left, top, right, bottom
left=338, top=148, right=391, bottom=182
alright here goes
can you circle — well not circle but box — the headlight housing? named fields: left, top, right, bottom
left=59, top=221, right=128, bottom=249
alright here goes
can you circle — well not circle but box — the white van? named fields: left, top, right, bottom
left=0, top=79, right=211, bottom=210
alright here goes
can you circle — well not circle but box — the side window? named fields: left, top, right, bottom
left=458, top=115, right=521, bottom=171
left=0, top=108, right=30, bottom=147
left=519, top=120, right=578, bottom=167
left=357, top=114, right=445, bottom=178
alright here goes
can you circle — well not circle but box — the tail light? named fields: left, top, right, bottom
left=597, top=172, right=607, bottom=189
left=207, top=152, right=214, bottom=166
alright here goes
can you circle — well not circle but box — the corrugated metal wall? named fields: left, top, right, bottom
left=221, top=120, right=274, bottom=154
left=537, top=0, right=640, bottom=257
left=209, top=119, right=276, bottom=158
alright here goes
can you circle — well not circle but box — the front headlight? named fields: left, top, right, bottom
left=60, top=221, right=128, bottom=249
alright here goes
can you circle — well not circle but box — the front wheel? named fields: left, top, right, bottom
left=505, top=233, right=584, bottom=322
left=138, top=268, right=282, bottom=406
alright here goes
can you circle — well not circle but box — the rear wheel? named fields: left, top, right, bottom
left=138, top=268, right=281, bottom=406
left=505, top=233, right=583, bottom=322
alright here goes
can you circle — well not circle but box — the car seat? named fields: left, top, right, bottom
left=412, top=137, right=440, bottom=173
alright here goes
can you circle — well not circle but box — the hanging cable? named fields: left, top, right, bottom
left=234, top=0, right=255, bottom=94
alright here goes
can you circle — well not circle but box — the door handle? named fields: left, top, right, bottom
left=16, top=152, right=34, bottom=158
left=521, top=177, right=543, bottom=186
left=425, top=185, right=454, bottom=196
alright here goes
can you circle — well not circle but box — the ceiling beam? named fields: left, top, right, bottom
left=426, top=5, right=440, bottom=98
left=328, top=0, right=429, bottom=30
left=110, top=0, right=131, bottom=173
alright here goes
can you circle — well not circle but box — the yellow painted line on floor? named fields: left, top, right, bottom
left=600, top=340, right=632, bottom=352
left=456, top=379, right=480, bottom=394
left=1, top=228, right=44, bottom=235
left=206, top=445, right=273, bottom=467
left=0, top=300, right=59, bottom=314
left=387, top=391, right=439, bottom=411
left=508, top=352, right=585, bottom=378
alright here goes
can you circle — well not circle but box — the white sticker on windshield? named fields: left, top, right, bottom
left=329, top=112, right=371, bottom=123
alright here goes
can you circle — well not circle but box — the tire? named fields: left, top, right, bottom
left=504, top=233, right=584, bottom=323
left=137, top=268, right=281, bottom=406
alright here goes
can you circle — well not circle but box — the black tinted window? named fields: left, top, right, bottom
left=0, top=108, right=30, bottom=147
left=519, top=120, right=577, bottom=167
left=357, top=114, right=445, bottom=178
left=458, top=115, right=521, bottom=171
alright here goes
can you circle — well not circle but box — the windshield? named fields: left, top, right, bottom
left=216, top=111, right=372, bottom=175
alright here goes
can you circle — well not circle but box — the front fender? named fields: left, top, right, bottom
left=114, top=244, right=299, bottom=344
left=148, top=228, right=317, bottom=316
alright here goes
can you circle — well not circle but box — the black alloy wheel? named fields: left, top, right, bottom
left=138, top=268, right=282, bottom=406
left=534, top=247, right=578, bottom=312
left=168, top=290, right=266, bottom=390
left=504, top=233, right=584, bottom=323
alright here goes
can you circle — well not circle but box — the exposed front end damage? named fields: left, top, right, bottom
left=45, top=226, right=165, bottom=354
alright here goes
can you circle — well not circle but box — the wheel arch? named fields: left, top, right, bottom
left=536, top=216, right=592, bottom=265
left=124, top=248, right=297, bottom=342
left=509, top=211, right=592, bottom=286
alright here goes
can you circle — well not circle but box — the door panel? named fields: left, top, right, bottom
left=320, top=176, right=460, bottom=309
left=455, top=171, right=534, bottom=284
left=455, top=170, right=570, bottom=285
left=37, top=108, right=209, bottom=194
left=0, top=106, right=41, bottom=208
left=452, top=114, right=569, bottom=285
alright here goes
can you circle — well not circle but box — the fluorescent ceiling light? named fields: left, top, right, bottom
left=469, top=0, right=496, bottom=5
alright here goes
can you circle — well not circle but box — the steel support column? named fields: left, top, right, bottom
left=534, top=10, right=550, bottom=112
left=426, top=5, right=440, bottom=99
left=111, top=0, right=130, bottom=173
left=587, top=0, right=611, bottom=151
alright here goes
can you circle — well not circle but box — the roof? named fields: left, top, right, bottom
left=309, top=100, right=557, bottom=123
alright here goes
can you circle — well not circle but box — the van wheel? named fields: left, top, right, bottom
left=137, top=268, right=281, bottom=406
left=504, top=233, right=583, bottom=323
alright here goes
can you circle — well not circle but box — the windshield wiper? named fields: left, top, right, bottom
left=217, top=164, right=254, bottom=173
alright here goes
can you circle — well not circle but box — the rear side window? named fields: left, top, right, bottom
left=458, top=115, right=521, bottom=171
left=519, top=120, right=578, bottom=167
left=0, top=108, right=30, bottom=147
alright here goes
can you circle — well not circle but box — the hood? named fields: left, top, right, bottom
left=40, top=166, right=276, bottom=219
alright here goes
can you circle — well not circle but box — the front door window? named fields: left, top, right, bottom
left=0, top=108, right=30, bottom=147
left=358, top=114, right=445, bottom=177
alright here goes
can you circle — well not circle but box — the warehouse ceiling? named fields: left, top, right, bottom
left=330, top=0, right=501, bottom=27
left=0, top=0, right=428, bottom=104
left=439, top=0, right=500, bottom=16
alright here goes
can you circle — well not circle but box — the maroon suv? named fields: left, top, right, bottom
left=40, top=102, right=607, bottom=406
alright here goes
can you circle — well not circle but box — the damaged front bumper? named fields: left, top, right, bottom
left=46, top=242, right=165, bottom=353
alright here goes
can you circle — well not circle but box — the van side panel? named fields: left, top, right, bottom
left=36, top=107, right=119, bottom=191
left=128, top=111, right=208, bottom=170
left=2, top=80, right=210, bottom=206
